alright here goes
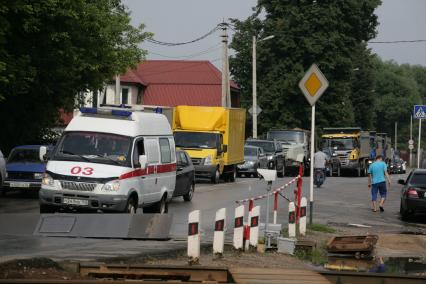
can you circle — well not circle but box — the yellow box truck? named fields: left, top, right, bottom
left=173, top=106, right=245, bottom=183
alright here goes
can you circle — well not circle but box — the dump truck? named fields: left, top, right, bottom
left=266, top=129, right=310, bottom=174
left=173, top=106, right=245, bottom=183
left=321, top=128, right=376, bottom=177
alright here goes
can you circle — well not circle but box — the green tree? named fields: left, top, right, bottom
left=0, top=0, right=151, bottom=152
left=230, top=0, right=381, bottom=136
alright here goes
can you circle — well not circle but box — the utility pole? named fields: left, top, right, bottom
left=410, top=115, right=413, bottom=167
left=395, top=122, right=398, bottom=152
left=252, top=36, right=257, bottom=138
left=220, top=23, right=229, bottom=107
left=115, top=75, right=121, bottom=105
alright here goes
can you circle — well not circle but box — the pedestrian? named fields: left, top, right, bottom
left=314, top=148, right=328, bottom=180
left=368, top=155, right=391, bottom=212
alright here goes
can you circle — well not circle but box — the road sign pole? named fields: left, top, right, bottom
left=309, top=104, right=315, bottom=225
left=418, top=119, right=422, bottom=168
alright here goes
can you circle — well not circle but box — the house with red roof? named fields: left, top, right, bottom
left=99, top=59, right=240, bottom=108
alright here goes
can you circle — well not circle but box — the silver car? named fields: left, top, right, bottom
left=237, top=146, right=267, bottom=177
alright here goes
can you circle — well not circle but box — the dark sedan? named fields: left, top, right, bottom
left=398, top=169, right=426, bottom=220
left=173, top=150, right=195, bottom=201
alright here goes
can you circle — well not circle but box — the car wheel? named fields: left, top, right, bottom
left=183, top=183, right=195, bottom=202
left=400, top=203, right=410, bottom=221
left=125, top=196, right=137, bottom=214
left=277, top=164, right=285, bottom=177
left=40, top=204, right=56, bottom=213
left=229, top=168, right=237, bottom=182
left=144, top=195, right=168, bottom=214
left=357, top=166, right=361, bottom=177
left=211, top=168, right=220, bottom=184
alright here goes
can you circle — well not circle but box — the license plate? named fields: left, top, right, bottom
left=63, top=198, right=88, bottom=206
left=10, top=182, right=30, bottom=188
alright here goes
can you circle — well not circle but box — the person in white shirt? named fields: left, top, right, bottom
left=314, top=149, right=329, bottom=180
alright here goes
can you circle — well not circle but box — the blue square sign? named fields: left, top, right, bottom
left=414, top=105, right=426, bottom=119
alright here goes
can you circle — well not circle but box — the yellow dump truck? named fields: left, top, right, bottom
left=173, top=106, right=245, bottom=183
left=321, top=127, right=375, bottom=177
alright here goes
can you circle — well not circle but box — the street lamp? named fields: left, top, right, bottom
left=252, top=35, right=275, bottom=138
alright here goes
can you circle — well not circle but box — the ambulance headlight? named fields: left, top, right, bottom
left=42, top=173, right=54, bottom=186
left=204, top=155, right=213, bottom=165
left=102, top=180, right=120, bottom=192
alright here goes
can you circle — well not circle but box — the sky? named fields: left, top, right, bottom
left=123, top=0, right=426, bottom=67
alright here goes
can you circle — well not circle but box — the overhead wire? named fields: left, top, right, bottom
left=146, top=25, right=221, bottom=46
left=369, top=39, right=426, bottom=44
left=148, top=43, right=221, bottom=59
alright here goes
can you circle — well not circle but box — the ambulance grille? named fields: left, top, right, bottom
left=60, top=181, right=97, bottom=192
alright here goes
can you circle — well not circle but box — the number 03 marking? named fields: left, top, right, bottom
left=70, top=166, right=94, bottom=176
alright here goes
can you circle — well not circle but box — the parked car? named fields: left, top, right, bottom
left=322, top=147, right=341, bottom=177
left=245, top=139, right=286, bottom=177
left=173, top=149, right=195, bottom=201
left=0, top=149, right=6, bottom=195
left=2, top=145, right=50, bottom=195
left=398, top=169, right=426, bottom=220
left=237, top=145, right=267, bottom=177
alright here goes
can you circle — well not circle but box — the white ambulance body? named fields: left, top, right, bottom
left=39, top=107, right=176, bottom=213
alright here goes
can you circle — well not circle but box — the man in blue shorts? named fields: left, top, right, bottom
left=368, top=155, right=391, bottom=212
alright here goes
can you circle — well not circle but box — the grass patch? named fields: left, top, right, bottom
left=307, top=223, right=336, bottom=233
left=294, top=247, right=327, bottom=265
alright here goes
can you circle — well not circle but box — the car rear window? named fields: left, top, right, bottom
left=410, top=173, right=426, bottom=185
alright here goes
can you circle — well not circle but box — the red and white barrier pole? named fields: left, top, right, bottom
left=213, top=208, right=226, bottom=257
left=288, top=202, right=296, bottom=238
left=233, top=204, right=245, bottom=250
left=273, top=191, right=278, bottom=224
left=249, top=205, right=260, bottom=248
left=296, top=164, right=303, bottom=224
left=188, top=210, right=200, bottom=264
left=300, top=197, right=307, bottom=236
left=244, top=199, right=254, bottom=251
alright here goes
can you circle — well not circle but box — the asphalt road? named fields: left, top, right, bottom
left=0, top=172, right=425, bottom=262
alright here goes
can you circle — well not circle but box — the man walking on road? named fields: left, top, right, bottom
left=314, top=149, right=328, bottom=180
left=368, top=155, right=391, bottom=212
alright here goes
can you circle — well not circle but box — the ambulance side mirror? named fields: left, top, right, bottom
left=39, top=146, right=47, bottom=162
left=139, top=155, right=148, bottom=170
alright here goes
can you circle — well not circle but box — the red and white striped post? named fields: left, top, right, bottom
left=299, top=197, right=307, bottom=236
left=273, top=191, right=278, bottom=224
left=188, top=210, right=200, bottom=264
left=213, top=208, right=226, bottom=257
left=244, top=199, right=254, bottom=251
left=296, top=164, right=303, bottom=223
left=233, top=204, right=245, bottom=250
left=249, top=205, right=260, bottom=248
left=288, top=202, right=296, bottom=238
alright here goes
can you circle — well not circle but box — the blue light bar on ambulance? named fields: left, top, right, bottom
left=79, top=107, right=132, bottom=117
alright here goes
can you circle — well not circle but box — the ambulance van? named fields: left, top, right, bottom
left=38, top=107, right=176, bottom=214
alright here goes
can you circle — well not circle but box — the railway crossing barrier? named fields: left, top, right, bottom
left=186, top=165, right=309, bottom=262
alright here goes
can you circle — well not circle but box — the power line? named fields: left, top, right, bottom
left=148, top=44, right=221, bottom=59
left=369, top=39, right=426, bottom=44
left=147, top=25, right=220, bottom=46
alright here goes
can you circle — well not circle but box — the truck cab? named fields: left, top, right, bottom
left=267, top=129, right=310, bottom=174
left=173, top=106, right=245, bottom=184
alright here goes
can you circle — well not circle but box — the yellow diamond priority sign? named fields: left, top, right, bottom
left=299, top=64, right=329, bottom=106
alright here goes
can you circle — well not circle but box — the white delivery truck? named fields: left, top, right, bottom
left=39, top=107, right=176, bottom=214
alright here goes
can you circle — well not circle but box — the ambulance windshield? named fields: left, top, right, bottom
left=53, top=132, right=132, bottom=166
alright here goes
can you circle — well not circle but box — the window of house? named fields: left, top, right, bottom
left=159, top=138, right=171, bottom=164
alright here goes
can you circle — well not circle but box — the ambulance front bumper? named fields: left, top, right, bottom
left=39, top=188, right=128, bottom=212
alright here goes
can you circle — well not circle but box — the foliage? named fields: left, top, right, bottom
left=0, top=0, right=151, bottom=153
left=230, top=0, right=381, bottom=136
left=307, top=223, right=336, bottom=233
left=294, top=247, right=327, bottom=265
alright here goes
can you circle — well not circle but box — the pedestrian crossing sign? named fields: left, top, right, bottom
left=414, top=105, right=426, bottom=119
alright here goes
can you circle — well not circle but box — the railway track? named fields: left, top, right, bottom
left=0, top=263, right=424, bottom=283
